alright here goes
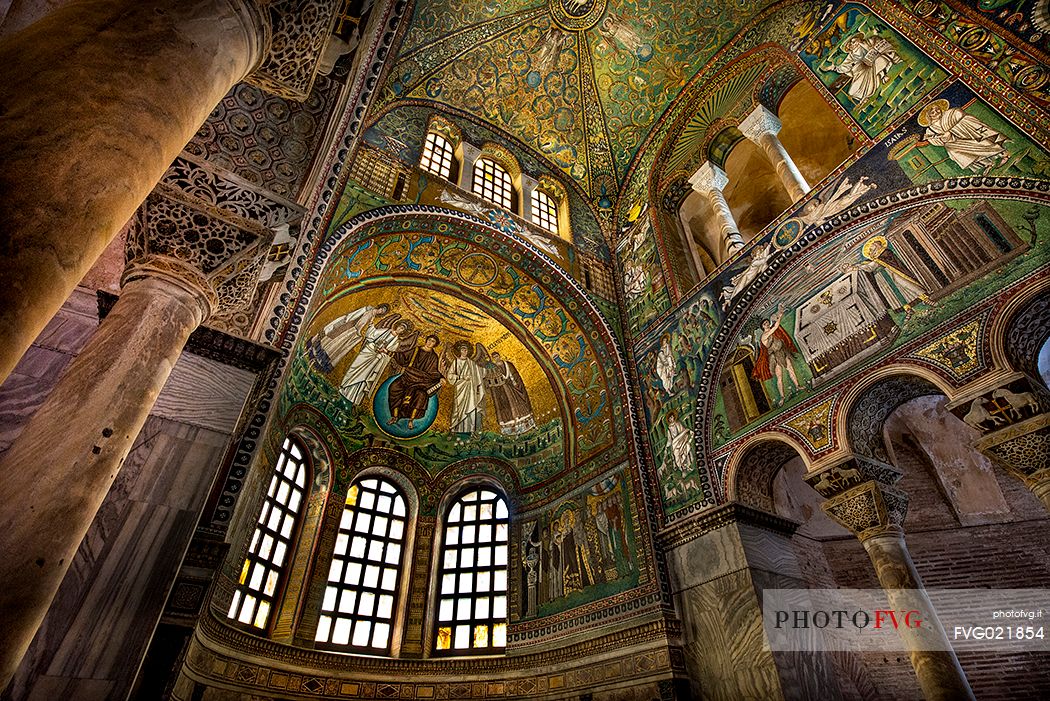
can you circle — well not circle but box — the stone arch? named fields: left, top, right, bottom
left=725, top=432, right=812, bottom=512
left=840, top=369, right=952, bottom=461
left=991, top=273, right=1050, bottom=385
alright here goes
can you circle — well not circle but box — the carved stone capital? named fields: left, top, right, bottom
left=821, top=480, right=909, bottom=541
left=161, top=154, right=304, bottom=230
left=738, top=104, right=782, bottom=142
left=688, top=161, right=729, bottom=194
left=976, top=415, right=1050, bottom=484
left=805, top=454, right=903, bottom=499
left=125, top=190, right=288, bottom=321
left=247, top=0, right=343, bottom=101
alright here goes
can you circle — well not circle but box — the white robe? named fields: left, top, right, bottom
left=666, top=416, right=694, bottom=474
left=339, top=326, right=399, bottom=405
left=656, top=342, right=676, bottom=393
left=320, top=305, right=384, bottom=368
left=836, top=37, right=899, bottom=102
left=925, top=108, right=1009, bottom=172
left=447, top=357, right=486, bottom=433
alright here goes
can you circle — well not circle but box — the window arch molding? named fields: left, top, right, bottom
left=420, top=115, right=462, bottom=182
left=426, top=475, right=514, bottom=657
left=306, top=465, right=421, bottom=656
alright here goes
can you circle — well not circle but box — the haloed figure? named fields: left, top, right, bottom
left=387, top=334, right=444, bottom=429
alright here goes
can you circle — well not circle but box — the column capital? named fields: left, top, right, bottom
left=738, top=104, right=782, bottom=142
left=121, top=254, right=217, bottom=321
left=805, top=454, right=908, bottom=540
left=246, top=0, right=343, bottom=100
left=947, top=372, right=1050, bottom=500
left=688, top=161, right=729, bottom=194
left=822, top=480, right=909, bottom=541
left=125, top=155, right=305, bottom=326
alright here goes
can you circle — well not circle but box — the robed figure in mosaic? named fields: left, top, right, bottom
left=340, top=314, right=413, bottom=405
left=307, top=303, right=390, bottom=373
left=387, top=334, right=444, bottom=429
left=485, top=352, right=536, bottom=435
left=446, top=340, right=487, bottom=435
left=918, top=99, right=1010, bottom=173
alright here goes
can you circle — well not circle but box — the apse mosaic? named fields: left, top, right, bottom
left=300, top=284, right=558, bottom=438
left=276, top=215, right=630, bottom=494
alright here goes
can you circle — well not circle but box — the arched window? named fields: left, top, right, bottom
left=434, top=487, right=509, bottom=655
left=420, top=132, right=455, bottom=180
left=530, top=189, right=558, bottom=234
left=228, top=436, right=309, bottom=630
left=315, top=476, right=408, bottom=653
left=472, top=158, right=514, bottom=211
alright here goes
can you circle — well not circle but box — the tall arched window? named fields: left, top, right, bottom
left=420, top=132, right=455, bottom=180
left=433, top=487, right=509, bottom=655
left=315, top=476, right=408, bottom=653
left=472, top=158, right=514, bottom=211
left=228, top=436, right=309, bottom=630
left=530, top=189, right=558, bottom=234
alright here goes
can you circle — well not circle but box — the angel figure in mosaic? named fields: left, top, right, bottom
left=307, top=303, right=390, bottom=373
left=339, top=313, right=415, bottom=406
left=445, top=340, right=488, bottom=435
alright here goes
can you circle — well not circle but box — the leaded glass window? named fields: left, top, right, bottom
left=434, top=488, right=509, bottom=655
left=420, top=132, right=454, bottom=180
left=227, top=437, right=308, bottom=630
left=315, top=477, right=408, bottom=653
left=531, top=189, right=558, bottom=234
left=471, top=158, right=514, bottom=211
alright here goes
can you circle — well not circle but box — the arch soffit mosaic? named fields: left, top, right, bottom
left=725, top=433, right=811, bottom=511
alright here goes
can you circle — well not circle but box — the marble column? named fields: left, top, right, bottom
left=807, top=456, right=975, bottom=701
left=738, top=105, right=810, bottom=202
left=0, top=257, right=214, bottom=688
left=0, top=0, right=270, bottom=385
left=688, top=162, right=746, bottom=257
left=947, top=373, right=1050, bottom=513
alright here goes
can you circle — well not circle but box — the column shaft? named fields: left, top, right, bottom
left=756, top=132, right=810, bottom=202
left=0, top=0, right=267, bottom=384
left=0, top=274, right=208, bottom=688
left=706, top=188, right=745, bottom=256
left=862, top=532, right=975, bottom=701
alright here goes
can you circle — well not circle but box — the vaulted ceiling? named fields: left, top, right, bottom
left=370, top=0, right=778, bottom=215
